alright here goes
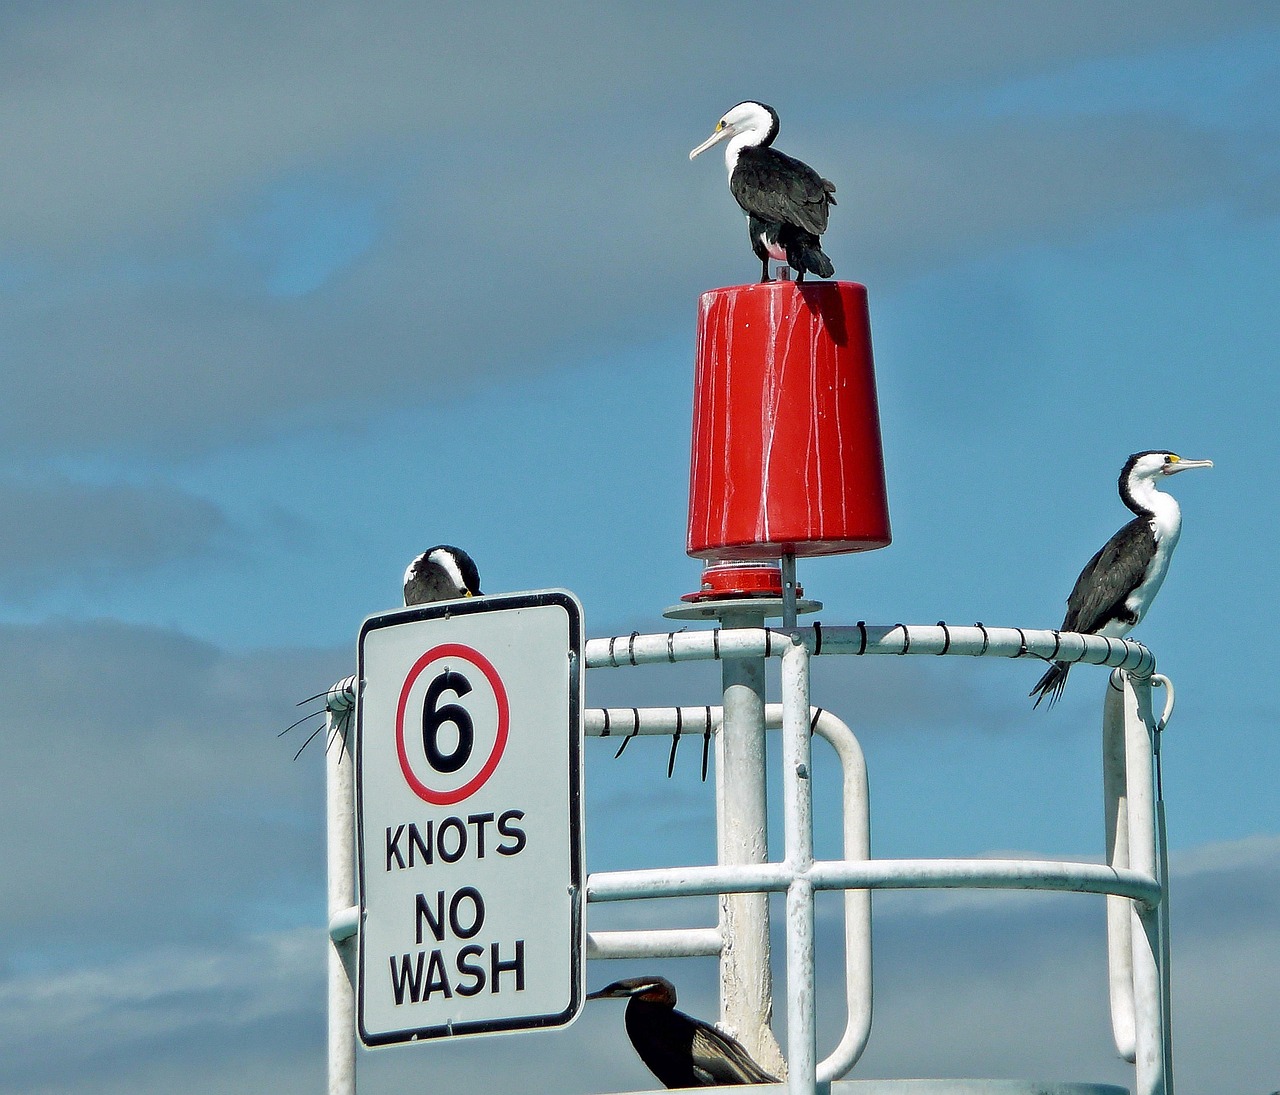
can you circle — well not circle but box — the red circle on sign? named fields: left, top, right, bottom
left=394, top=643, right=509, bottom=805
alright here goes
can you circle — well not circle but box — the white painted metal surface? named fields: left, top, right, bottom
left=582, top=703, right=872, bottom=1081
left=327, top=616, right=1174, bottom=1094
left=325, top=678, right=358, bottom=1095
left=584, top=621, right=1171, bottom=1095
left=717, top=606, right=786, bottom=1075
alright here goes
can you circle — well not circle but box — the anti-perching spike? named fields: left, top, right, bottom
left=667, top=708, right=683, bottom=778
left=700, top=708, right=713, bottom=782
left=614, top=708, right=641, bottom=759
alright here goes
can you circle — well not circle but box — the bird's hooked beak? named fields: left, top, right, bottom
left=1163, top=457, right=1214, bottom=475
left=689, top=120, right=737, bottom=160
left=586, top=983, right=629, bottom=1001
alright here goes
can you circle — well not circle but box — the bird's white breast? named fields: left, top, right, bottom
left=1124, top=496, right=1182, bottom=628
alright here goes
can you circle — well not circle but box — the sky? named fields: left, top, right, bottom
left=1, top=2, right=1277, bottom=1092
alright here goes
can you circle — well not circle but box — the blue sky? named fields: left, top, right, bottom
left=1, top=4, right=1277, bottom=1093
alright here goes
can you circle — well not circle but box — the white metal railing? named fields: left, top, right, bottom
left=324, top=622, right=1172, bottom=1095
left=582, top=623, right=1170, bottom=1095
left=583, top=704, right=873, bottom=1080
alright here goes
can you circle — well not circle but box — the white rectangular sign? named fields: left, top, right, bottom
left=355, top=590, right=584, bottom=1045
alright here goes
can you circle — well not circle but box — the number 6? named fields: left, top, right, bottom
left=422, top=670, right=474, bottom=774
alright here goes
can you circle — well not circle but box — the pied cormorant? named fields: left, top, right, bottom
left=403, top=545, right=483, bottom=606
left=1030, top=450, right=1212, bottom=707
left=587, top=976, right=779, bottom=1088
left=690, top=100, right=836, bottom=284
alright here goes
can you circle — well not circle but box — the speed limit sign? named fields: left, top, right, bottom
left=355, top=590, right=584, bottom=1045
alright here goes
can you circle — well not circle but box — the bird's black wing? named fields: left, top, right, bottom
left=1060, top=517, right=1156, bottom=634
left=689, top=1021, right=780, bottom=1085
left=731, top=147, right=833, bottom=236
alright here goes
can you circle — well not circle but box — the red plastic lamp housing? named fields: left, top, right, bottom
left=687, top=280, right=891, bottom=561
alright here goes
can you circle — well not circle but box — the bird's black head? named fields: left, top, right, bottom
left=403, top=544, right=483, bottom=606
left=586, top=976, right=678, bottom=1007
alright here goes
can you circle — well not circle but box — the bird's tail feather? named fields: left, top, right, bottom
left=1029, top=661, right=1070, bottom=709
left=799, top=246, right=834, bottom=279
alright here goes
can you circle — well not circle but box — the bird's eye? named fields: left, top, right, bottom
left=1166, top=455, right=1179, bottom=464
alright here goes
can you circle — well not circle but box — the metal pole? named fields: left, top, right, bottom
left=326, top=694, right=358, bottom=1095
left=1103, top=673, right=1136, bottom=1062
left=1151, top=675, right=1177, bottom=1093
left=1121, top=673, right=1167, bottom=1095
left=781, top=637, right=817, bottom=1094
left=715, top=608, right=786, bottom=1075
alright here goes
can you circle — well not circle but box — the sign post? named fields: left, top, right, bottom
left=355, top=590, right=584, bottom=1045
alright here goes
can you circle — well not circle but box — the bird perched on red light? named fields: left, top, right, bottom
left=1031, top=450, right=1212, bottom=707
left=691, top=100, right=836, bottom=284
left=588, top=976, right=779, bottom=1088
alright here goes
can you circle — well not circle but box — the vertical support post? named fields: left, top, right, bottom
left=1152, top=678, right=1177, bottom=1093
left=1103, top=673, right=1136, bottom=1062
left=781, top=553, right=798, bottom=629
left=782, top=637, right=817, bottom=1094
left=1121, top=673, right=1168, bottom=1095
left=327, top=705, right=358, bottom=1095
left=716, top=609, right=786, bottom=1075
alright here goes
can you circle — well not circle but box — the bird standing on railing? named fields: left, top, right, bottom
left=403, top=544, right=483, bottom=605
left=690, top=101, right=836, bottom=284
left=588, top=976, right=779, bottom=1088
left=1031, top=450, right=1212, bottom=707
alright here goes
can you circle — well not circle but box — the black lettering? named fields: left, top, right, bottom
left=437, top=817, right=467, bottom=863
left=422, top=670, right=474, bottom=773
left=455, top=944, right=486, bottom=997
left=424, top=949, right=452, bottom=999
left=408, top=822, right=433, bottom=867
left=415, top=891, right=445, bottom=944
left=496, top=810, right=527, bottom=856
left=385, top=825, right=406, bottom=871
left=448, top=887, right=485, bottom=939
left=389, top=952, right=424, bottom=1004
left=490, top=940, right=525, bottom=993
left=468, top=812, right=495, bottom=858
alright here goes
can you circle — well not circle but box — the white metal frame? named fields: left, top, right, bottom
left=581, top=623, right=1171, bottom=1095
left=325, top=621, right=1174, bottom=1095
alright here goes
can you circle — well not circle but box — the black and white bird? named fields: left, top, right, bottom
left=1030, top=451, right=1212, bottom=708
left=690, top=101, right=836, bottom=284
left=588, top=976, right=779, bottom=1089
left=403, top=545, right=483, bottom=606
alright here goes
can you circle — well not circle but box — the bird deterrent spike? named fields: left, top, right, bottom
left=279, top=708, right=326, bottom=737
left=292, top=720, right=327, bottom=760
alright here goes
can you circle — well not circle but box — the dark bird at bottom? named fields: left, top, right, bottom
left=403, top=544, right=482, bottom=606
left=587, top=976, right=779, bottom=1088
left=690, top=100, right=836, bottom=284
left=1030, top=450, right=1212, bottom=708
